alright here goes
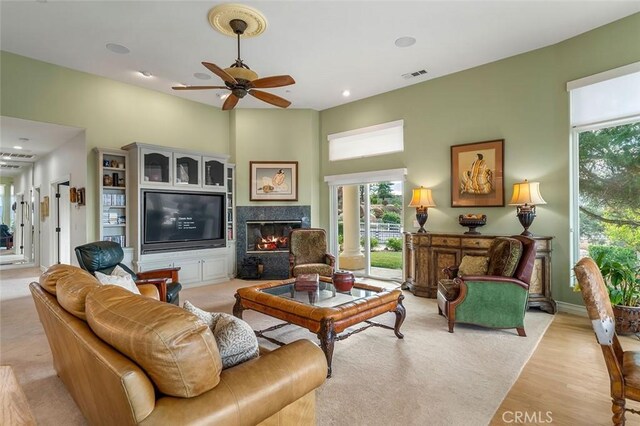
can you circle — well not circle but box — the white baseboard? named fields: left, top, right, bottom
left=556, top=301, right=587, bottom=317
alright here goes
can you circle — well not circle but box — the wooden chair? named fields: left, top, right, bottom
left=574, top=257, right=640, bottom=425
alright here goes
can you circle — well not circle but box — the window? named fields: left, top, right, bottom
left=568, top=63, right=640, bottom=271
left=328, top=120, right=403, bottom=161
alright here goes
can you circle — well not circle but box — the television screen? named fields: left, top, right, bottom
left=143, top=190, right=224, bottom=251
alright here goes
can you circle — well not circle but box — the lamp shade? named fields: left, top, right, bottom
left=408, top=186, right=436, bottom=208
left=508, top=180, right=547, bottom=206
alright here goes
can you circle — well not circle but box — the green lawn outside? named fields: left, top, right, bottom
left=370, top=251, right=402, bottom=269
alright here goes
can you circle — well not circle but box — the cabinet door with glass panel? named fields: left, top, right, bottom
left=175, top=154, right=202, bottom=187
left=202, top=157, right=226, bottom=189
left=140, top=148, right=172, bottom=185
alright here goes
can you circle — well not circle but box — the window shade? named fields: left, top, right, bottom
left=328, top=120, right=404, bottom=161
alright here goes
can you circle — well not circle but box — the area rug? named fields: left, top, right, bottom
left=1, top=276, right=553, bottom=426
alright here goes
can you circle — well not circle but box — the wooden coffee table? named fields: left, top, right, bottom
left=233, top=277, right=405, bottom=377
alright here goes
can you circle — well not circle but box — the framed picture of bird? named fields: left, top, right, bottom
left=451, top=139, right=504, bottom=207
left=250, top=161, right=298, bottom=201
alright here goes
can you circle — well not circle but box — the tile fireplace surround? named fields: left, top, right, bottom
left=236, top=206, right=311, bottom=279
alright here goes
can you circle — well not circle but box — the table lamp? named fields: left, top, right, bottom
left=508, top=179, right=547, bottom=236
left=408, top=186, right=436, bottom=233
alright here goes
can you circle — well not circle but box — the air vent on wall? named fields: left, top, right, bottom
left=0, top=152, right=35, bottom=159
left=0, top=164, right=21, bottom=169
left=401, top=69, right=427, bottom=80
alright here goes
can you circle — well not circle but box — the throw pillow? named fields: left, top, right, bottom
left=457, top=256, right=489, bottom=277
left=183, top=300, right=259, bottom=369
left=95, top=270, right=141, bottom=295
left=486, top=237, right=523, bottom=277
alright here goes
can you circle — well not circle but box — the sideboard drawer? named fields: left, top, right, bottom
left=461, top=238, right=492, bottom=249
left=432, top=236, right=460, bottom=247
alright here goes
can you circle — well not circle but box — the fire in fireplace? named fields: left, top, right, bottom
left=246, top=220, right=302, bottom=253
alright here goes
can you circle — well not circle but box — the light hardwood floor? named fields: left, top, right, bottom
left=491, top=312, right=640, bottom=425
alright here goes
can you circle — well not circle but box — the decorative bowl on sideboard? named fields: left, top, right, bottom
left=458, top=214, right=487, bottom=235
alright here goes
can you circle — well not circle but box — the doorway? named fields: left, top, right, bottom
left=328, top=175, right=405, bottom=282
left=52, top=180, right=71, bottom=264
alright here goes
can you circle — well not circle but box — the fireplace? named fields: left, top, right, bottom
left=236, top=206, right=311, bottom=279
left=246, top=220, right=302, bottom=253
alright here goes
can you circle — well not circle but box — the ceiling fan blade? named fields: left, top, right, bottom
left=250, top=75, right=295, bottom=89
left=222, top=94, right=239, bottom=111
left=202, top=62, right=237, bottom=85
left=249, top=90, right=291, bottom=108
left=172, top=86, right=229, bottom=90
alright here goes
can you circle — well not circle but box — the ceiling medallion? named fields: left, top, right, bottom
left=208, top=3, right=267, bottom=38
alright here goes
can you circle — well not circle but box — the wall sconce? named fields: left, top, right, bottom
left=508, top=179, right=547, bottom=236
left=408, top=186, right=436, bottom=233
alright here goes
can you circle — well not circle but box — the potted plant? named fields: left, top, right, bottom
left=593, top=252, right=640, bottom=334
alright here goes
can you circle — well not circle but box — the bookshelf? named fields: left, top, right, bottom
left=95, top=148, right=129, bottom=248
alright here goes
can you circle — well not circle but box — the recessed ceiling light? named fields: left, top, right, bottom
left=194, top=73, right=211, bottom=80
left=395, top=36, right=416, bottom=48
left=342, top=90, right=350, bottom=97
left=139, top=71, right=153, bottom=78
left=13, top=146, right=22, bottom=150
left=106, top=43, right=130, bottom=54
left=2, top=156, right=10, bottom=160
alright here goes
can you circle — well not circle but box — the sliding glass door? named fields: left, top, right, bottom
left=331, top=180, right=404, bottom=282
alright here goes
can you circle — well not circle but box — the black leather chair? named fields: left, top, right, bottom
left=0, top=224, right=13, bottom=249
left=75, top=241, right=182, bottom=305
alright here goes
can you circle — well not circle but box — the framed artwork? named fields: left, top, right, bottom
left=250, top=161, right=298, bottom=201
left=451, top=139, right=504, bottom=207
left=41, top=196, right=49, bottom=219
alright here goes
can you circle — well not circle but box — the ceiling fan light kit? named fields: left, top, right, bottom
left=171, top=3, right=293, bottom=111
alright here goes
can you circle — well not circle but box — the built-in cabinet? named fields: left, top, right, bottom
left=122, top=142, right=233, bottom=287
left=403, top=232, right=556, bottom=313
left=95, top=148, right=129, bottom=248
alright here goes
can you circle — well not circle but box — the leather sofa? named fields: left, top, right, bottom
left=30, top=264, right=327, bottom=425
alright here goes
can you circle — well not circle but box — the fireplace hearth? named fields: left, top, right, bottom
left=236, top=206, right=311, bottom=279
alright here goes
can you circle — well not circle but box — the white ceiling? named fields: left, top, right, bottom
left=0, top=117, right=84, bottom=176
left=1, top=1, right=640, bottom=111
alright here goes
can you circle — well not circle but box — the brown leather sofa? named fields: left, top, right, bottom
left=30, top=264, right=327, bottom=425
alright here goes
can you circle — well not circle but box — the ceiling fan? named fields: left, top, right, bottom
left=173, top=19, right=295, bottom=111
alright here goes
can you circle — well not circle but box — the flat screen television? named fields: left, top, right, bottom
left=142, top=190, right=225, bottom=253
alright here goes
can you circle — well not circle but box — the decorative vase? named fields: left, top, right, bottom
left=613, top=305, right=640, bottom=334
left=332, top=270, right=355, bottom=292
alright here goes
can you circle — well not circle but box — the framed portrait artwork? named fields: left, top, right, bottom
left=451, top=139, right=504, bottom=207
left=250, top=161, right=298, bottom=201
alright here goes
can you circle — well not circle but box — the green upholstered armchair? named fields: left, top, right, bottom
left=437, top=235, right=536, bottom=336
left=289, top=228, right=335, bottom=278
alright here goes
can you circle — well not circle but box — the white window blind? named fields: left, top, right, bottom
left=328, top=120, right=404, bottom=161
left=567, top=62, right=640, bottom=127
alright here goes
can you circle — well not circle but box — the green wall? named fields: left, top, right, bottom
left=0, top=51, right=229, bottom=239
left=319, top=12, right=640, bottom=305
left=231, top=109, right=321, bottom=224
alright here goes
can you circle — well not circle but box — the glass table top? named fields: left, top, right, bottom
left=261, top=281, right=380, bottom=308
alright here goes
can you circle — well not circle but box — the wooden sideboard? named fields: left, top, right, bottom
left=403, top=232, right=556, bottom=314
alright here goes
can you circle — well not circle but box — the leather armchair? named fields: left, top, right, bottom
left=289, top=228, right=335, bottom=278
left=75, top=241, right=182, bottom=305
left=437, top=235, right=536, bottom=336
left=0, top=224, right=13, bottom=249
